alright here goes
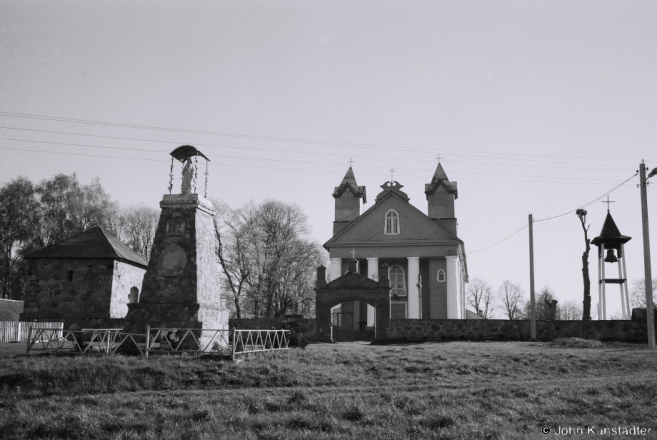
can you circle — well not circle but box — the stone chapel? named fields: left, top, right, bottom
left=324, top=162, right=468, bottom=328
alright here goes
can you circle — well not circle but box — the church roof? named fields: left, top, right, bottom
left=425, top=162, right=458, bottom=199
left=591, top=212, right=632, bottom=247
left=25, top=227, right=148, bottom=267
left=325, top=190, right=463, bottom=249
left=333, top=167, right=367, bottom=203
left=375, top=181, right=409, bottom=203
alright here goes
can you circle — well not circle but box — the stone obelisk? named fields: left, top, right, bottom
left=125, top=146, right=228, bottom=349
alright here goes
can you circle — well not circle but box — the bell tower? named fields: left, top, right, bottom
left=591, top=199, right=632, bottom=320
left=333, top=167, right=366, bottom=235
left=425, top=161, right=458, bottom=236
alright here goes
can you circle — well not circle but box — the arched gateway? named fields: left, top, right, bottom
left=315, top=260, right=391, bottom=342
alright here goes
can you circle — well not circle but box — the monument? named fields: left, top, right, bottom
left=124, top=146, right=228, bottom=349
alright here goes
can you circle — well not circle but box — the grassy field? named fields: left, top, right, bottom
left=0, top=340, right=656, bottom=439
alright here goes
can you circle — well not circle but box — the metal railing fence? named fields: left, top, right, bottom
left=24, top=325, right=290, bottom=360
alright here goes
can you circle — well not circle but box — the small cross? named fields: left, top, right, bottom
left=389, top=168, right=395, bottom=183
left=602, top=195, right=615, bottom=212
left=436, top=154, right=442, bottom=163
left=350, top=249, right=357, bottom=259
left=348, top=158, right=355, bottom=167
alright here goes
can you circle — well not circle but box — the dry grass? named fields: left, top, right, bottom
left=1, top=340, right=656, bottom=439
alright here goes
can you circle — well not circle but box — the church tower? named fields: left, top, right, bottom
left=425, top=162, right=458, bottom=236
left=332, top=167, right=366, bottom=235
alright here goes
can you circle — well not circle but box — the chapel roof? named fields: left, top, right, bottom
left=591, top=212, right=632, bottom=247
left=25, top=226, right=148, bottom=267
left=333, top=167, right=367, bottom=203
left=0, top=299, right=24, bottom=321
left=425, top=162, right=458, bottom=199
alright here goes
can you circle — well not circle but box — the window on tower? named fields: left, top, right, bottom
left=389, top=265, right=406, bottom=296
left=384, top=209, right=400, bottom=235
left=437, top=269, right=446, bottom=282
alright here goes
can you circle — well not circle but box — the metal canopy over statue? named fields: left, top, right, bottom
left=124, top=146, right=228, bottom=349
left=168, top=145, right=211, bottom=197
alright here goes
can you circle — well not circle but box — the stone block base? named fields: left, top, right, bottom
left=125, top=303, right=229, bottom=350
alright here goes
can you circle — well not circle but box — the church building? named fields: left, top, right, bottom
left=324, top=162, right=468, bottom=327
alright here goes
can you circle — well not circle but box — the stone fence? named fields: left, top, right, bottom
left=386, top=318, right=654, bottom=343
left=229, top=317, right=316, bottom=339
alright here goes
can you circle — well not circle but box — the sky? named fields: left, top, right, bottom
left=1, top=1, right=656, bottom=318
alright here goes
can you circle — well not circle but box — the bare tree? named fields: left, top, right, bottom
left=106, top=204, right=159, bottom=261
left=576, top=209, right=592, bottom=321
left=498, top=280, right=524, bottom=320
left=213, top=199, right=326, bottom=318
left=629, top=278, right=657, bottom=309
left=560, top=301, right=583, bottom=320
left=466, top=278, right=495, bottom=318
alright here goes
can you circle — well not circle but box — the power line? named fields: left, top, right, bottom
left=468, top=172, right=639, bottom=255
left=0, top=124, right=628, bottom=171
left=0, top=126, right=620, bottom=170
left=468, top=224, right=528, bottom=255
left=0, top=110, right=649, bottom=163
left=0, top=137, right=620, bottom=182
left=0, top=144, right=614, bottom=186
left=534, top=172, right=638, bottom=223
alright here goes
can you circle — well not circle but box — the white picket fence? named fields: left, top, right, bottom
left=0, top=321, right=63, bottom=343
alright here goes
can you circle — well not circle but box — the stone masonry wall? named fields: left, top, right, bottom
left=21, top=258, right=116, bottom=329
left=386, top=318, right=654, bottom=343
left=229, top=317, right=316, bottom=340
left=110, top=261, right=146, bottom=319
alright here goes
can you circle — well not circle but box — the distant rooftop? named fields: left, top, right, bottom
left=25, top=227, right=148, bottom=267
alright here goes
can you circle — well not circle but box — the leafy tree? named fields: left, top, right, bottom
left=576, top=209, right=592, bottom=321
left=497, top=280, right=524, bottom=320
left=466, top=278, right=495, bottom=318
left=0, top=177, right=38, bottom=298
left=29, top=174, right=114, bottom=248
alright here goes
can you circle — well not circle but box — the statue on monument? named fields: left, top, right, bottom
left=181, top=158, right=194, bottom=195
left=168, top=145, right=211, bottom=198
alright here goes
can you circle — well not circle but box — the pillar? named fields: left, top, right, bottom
left=366, top=258, right=378, bottom=326
left=407, top=257, right=420, bottom=319
left=621, top=244, right=631, bottom=319
left=329, top=258, right=342, bottom=282
left=600, top=244, right=606, bottom=320
left=446, top=256, right=459, bottom=319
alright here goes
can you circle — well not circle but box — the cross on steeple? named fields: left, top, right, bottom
left=602, top=195, right=615, bottom=212
left=389, top=168, right=395, bottom=183
left=436, top=154, right=442, bottom=163
left=348, top=158, right=355, bottom=167
left=350, top=249, right=357, bottom=259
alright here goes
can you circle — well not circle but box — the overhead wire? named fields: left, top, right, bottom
left=0, top=111, right=648, bottom=163
left=0, top=137, right=622, bottom=183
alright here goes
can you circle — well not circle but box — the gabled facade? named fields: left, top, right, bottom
left=20, top=227, right=147, bottom=329
left=324, top=162, right=468, bottom=323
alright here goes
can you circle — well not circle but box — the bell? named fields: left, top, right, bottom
left=604, top=248, right=618, bottom=263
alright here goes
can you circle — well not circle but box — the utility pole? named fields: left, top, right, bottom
left=529, top=213, right=536, bottom=340
left=639, top=161, right=655, bottom=349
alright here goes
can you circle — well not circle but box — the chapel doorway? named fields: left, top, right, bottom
left=331, top=301, right=376, bottom=342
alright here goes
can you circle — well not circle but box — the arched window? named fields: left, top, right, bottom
left=385, top=209, right=400, bottom=235
left=129, top=287, right=140, bottom=304
left=437, top=269, right=446, bottom=282
left=389, top=265, right=406, bottom=296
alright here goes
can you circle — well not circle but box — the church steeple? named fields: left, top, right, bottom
left=425, top=161, right=458, bottom=235
left=333, top=167, right=366, bottom=235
